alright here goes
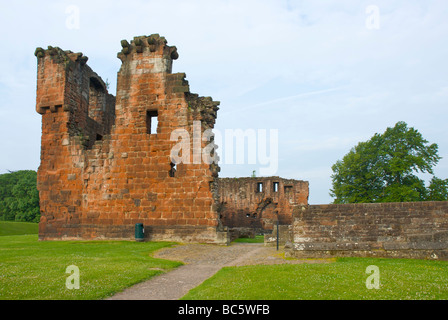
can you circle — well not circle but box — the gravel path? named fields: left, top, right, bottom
left=107, top=242, right=329, bottom=300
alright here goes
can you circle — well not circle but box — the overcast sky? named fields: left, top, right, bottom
left=0, top=0, right=447, bottom=204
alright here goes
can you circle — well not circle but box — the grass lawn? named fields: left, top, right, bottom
left=182, top=257, right=448, bottom=300
left=0, top=221, right=39, bottom=236
left=0, top=234, right=182, bottom=300
left=3, top=222, right=448, bottom=300
left=232, top=235, right=265, bottom=243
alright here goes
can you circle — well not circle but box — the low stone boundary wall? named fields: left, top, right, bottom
left=264, top=225, right=292, bottom=246
left=286, top=201, right=448, bottom=260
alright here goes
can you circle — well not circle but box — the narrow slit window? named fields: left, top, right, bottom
left=169, top=162, right=177, bottom=177
left=256, top=182, right=263, bottom=193
left=146, top=110, right=158, bottom=134
left=273, top=182, right=279, bottom=192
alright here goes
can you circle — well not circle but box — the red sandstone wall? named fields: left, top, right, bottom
left=218, top=177, right=309, bottom=231
left=35, top=35, right=225, bottom=243
left=289, top=201, right=448, bottom=260
left=35, top=48, right=98, bottom=239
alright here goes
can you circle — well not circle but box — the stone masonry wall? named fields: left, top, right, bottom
left=287, top=201, right=448, bottom=260
left=36, top=35, right=227, bottom=244
left=218, top=177, right=309, bottom=233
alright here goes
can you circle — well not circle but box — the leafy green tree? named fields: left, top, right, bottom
left=426, top=177, right=448, bottom=201
left=330, top=121, right=446, bottom=203
left=0, top=170, right=40, bottom=222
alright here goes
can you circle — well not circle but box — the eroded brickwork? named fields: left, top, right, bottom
left=287, top=201, right=448, bottom=260
left=217, top=177, right=309, bottom=233
left=36, top=35, right=226, bottom=243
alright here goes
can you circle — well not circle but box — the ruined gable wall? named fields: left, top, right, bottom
left=217, top=177, right=309, bottom=232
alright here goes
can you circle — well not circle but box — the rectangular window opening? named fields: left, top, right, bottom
left=146, top=110, right=158, bottom=135
left=256, top=182, right=263, bottom=193
left=273, top=182, right=279, bottom=192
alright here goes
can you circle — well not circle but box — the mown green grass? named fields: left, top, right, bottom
left=232, top=235, right=265, bottom=243
left=0, top=221, right=39, bottom=236
left=182, top=257, right=448, bottom=300
left=0, top=234, right=182, bottom=300
left=3, top=222, right=448, bottom=300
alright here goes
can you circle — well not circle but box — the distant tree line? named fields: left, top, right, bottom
left=0, top=170, right=40, bottom=222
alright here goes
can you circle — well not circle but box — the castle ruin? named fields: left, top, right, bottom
left=35, top=34, right=448, bottom=260
left=35, top=34, right=306, bottom=244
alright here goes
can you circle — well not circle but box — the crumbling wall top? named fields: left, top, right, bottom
left=35, top=46, right=89, bottom=67
left=117, top=34, right=179, bottom=62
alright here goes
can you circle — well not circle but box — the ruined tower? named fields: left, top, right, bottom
left=35, top=34, right=227, bottom=244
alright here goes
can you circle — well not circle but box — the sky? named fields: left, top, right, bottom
left=0, top=0, right=447, bottom=204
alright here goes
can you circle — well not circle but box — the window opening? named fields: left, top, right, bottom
left=146, top=110, right=158, bottom=134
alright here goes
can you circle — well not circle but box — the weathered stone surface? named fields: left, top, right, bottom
left=36, top=34, right=226, bottom=244
left=217, top=177, right=308, bottom=233
left=287, top=201, right=448, bottom=260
